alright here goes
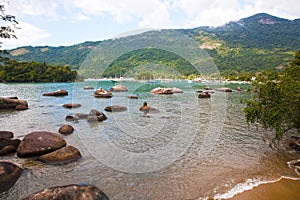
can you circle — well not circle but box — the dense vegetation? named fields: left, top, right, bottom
left=103, top=48, right=197, bottom=78
left=244, top=50, right=300, bottom=140
left=5, top=13, right=300, bottom=78
left=0, top=60, right=77, bottom=82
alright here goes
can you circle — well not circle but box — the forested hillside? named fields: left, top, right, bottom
left=6, top=13, right=300, bottom=78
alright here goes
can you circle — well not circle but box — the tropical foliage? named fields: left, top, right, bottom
left=0, top=60, right=77, bottom=82
left=244, top=50, right=300, bottom=140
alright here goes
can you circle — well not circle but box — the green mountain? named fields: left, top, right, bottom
left=6, top=13, right=300, bottom=78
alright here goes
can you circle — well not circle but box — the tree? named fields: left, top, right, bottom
left=0, top=3, right=18, bottom=63
left=244, top=50, right=300, bottom=140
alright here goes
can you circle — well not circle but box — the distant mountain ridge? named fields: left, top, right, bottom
left=6, top=13, right=300, bottom=78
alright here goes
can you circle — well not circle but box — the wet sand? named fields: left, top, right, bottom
left=229, top=178, right=300, bottom=200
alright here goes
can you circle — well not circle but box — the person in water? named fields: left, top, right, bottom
left=139, top=102, right=159, bottom=115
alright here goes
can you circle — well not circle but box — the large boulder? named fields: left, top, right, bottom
left=17, top=131, right=66, bottom=158
left=0, top=138, right=21, bottom=156
left=0, top=97, right=28, bottom=109
left=0, top=162, right=23, bottom=193
left=94, top=88, right=113, bottom=98
left=0, top=131, right=14, bottom=139
left=22, top=184, right=109, bottom=200
left=43, top=90, right=68, bottom=97
left=37, top=146, right=82, bottom=164
left=88, top=109, right=107, bottom=122
left=63, top=103, right=81, bottom=109
left=110, top=85, right=128, bottom=92
left=104, top=105, right=127, bottom=112
left=150, top=87, right=173, bottom=95
left=58, top=124, right=74, bottom=135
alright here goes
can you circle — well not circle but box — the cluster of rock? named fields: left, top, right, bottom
left=66, top=109, right=108, bottom=123
left=150, top=87, right=183, bottom=94
left=0, top=97, right=28, bottom=110
left=109, top=85, right=128, bottom=92
left=0, top=126, right=87, bottom=194
left=94, top=88, right=113, bottom=98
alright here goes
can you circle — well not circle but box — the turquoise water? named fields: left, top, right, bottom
left=0, top=81, right=298, bottom=199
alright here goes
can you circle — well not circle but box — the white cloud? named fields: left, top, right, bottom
left=1, top=21, right=51, bottom=49
left=73, top=0, right=171, bottom=27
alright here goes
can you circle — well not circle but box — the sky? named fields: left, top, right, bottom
left=1, top=0, right=300, bottom=49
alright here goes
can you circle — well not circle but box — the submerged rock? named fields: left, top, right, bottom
left=37, top=146, right=82, bottom=164
left=0, top=131, right=14, bottom=139
left=0, top=97, right=28, bottom=110
left=58, top=124, right=74, bottom=135
left=88, top=109, right=107, bottom=122
left=198, top=91, right=211, bottom=98
left=0, top=161, right=23, bottom=193
left=110, top=85, right=128, bottom=92
left=215, top=87, right=233, bottom=92
left=127, top=95, right=138, bottom=99
left=43, top=90, right=68, bottom=97
left=22, top=184, right=109, bottom=200
left=65, top=115, right=79, bottom=122
left=17, top=131, right=66, bottom=158
left=84, top=86, right=94, bottom=90
left=63, top=103, right=81, bottom=108
left=104, top=105, right=127, bottom=112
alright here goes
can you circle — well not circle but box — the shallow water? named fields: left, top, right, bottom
left=0, top=81, right=299, bottom=199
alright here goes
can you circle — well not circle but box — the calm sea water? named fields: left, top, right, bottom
left=0, top=81, right=299, bottom=199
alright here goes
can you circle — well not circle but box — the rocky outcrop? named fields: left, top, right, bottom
left=0, top=131, right=14, bottom=139
left=37, top=146, right=82, bottom=164
left=22, top=184, right=109, bottom=200
left=110, top=85, right=128, bottom=92
left=43, top=90, right=68, bottom=97
left=0, top=97, right=28, bottom=110
left=150, top=87, right=174, bottom=94
left=104, top=105, right=127, bottom=112
left=17, top=131, right=66, bottom=158
left=65, top=115, right=79, bottom=122
left=58, top=124, right=74, bottom=135
left=63, top=103, right=81, bottom=108
left=94, top=88, right=113, bottom=98
left=87, top=109, right=107, bottom=122
left=0, top=162, right=23, bottom=193
left=0, top=138, right=21, bottom=156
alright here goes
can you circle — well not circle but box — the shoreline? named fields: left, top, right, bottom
left=214, top=176, right=300, bottom=200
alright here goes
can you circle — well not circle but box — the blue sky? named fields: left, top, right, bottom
left=2, top=0, right=300, bottom=49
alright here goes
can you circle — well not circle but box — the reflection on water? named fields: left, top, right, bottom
left=0, top=81, right=299, bottom=199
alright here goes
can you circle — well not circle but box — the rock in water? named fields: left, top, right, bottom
left=17, top=131, right=66, bottom=158
left=94, top=88, right=113, bottom=98
left=0, top=131, right=14, bottom=139
left=22, top=184, right=109, bottom=200
left=88, top=109, right=107, bottom=122
left=58, top=124, right=74, bottom=135
left=104, top=105, right=127, bottom=112
left=0, top=162, right=23, bottom=193
left=37, top=146, right=82, bottom=164
left=110, top=85, right=128, bottom=92
left=150, top=87, right=174, bottom=94
left=63, top=103, right=81, bottom=108
left=0, top=97, right=28, bottom=109
left=42, top=90, right=68, bottom=96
